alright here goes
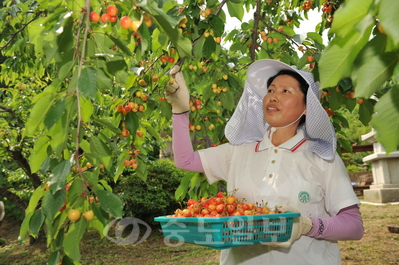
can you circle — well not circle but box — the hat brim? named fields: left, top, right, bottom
left=247, top=59, right=312, bottom=98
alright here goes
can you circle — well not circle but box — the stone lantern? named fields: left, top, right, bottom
left=362, top=130, right=399, bottom=203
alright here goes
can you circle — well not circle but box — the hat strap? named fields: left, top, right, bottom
left=272, top=110, right=306, bottom=130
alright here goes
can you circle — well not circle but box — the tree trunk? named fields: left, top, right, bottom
left=8, top=148, right=42, bottom=188
left=0, top=188, right=27, bottom=215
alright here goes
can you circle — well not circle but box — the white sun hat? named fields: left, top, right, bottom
left=224, top=59, right=337, bottom=161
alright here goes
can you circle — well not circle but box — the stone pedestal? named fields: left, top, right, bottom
left=362, top=130, right=399, bottom=203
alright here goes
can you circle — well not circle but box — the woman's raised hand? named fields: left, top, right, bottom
left=165, top=65, right=190, bottom=114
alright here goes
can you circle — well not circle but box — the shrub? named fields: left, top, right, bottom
left=115, top=159, right=187, bottom=226
left=346, top=165, right=364, bottom=172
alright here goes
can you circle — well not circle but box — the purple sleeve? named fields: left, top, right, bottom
left=172, top=113, right=204, bottom=172
left=306, top=204, right=364, bottom=241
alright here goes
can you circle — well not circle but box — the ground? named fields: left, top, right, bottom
left=0, top=200, right=398, bottom=264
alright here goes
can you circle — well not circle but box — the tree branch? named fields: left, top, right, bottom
left=0, top=11, right=44, bottom=51
left=0, top=105, right=14, bottom=114
left=250, top=0, right=262, bottom=61
left=215, top=0, right=228, bottom=16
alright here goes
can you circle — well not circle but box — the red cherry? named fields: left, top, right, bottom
left=120, top=16, right=132, bottom=29
left=89, top=12, right=100, bottom=23
left=101, top=13, right=111, bottom=23
left=107, top=6, right=118, bottom=17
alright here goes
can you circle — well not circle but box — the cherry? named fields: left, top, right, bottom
left=89, top=12, right=100, bottom=23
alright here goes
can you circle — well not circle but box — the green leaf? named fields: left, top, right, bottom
left=207, top=181, right=220, bottom=197
left=138, top=21, right=151, bottom=56
left=209, top=15, right=225, bottom=37
left=338, top=138, right=353, bottom=152
left=330, top=0, right=374, bottom=38
left=48, top=160, right=71, bottom=195
left=125, top=112, right=139, bottom=137
left=26, top=186, right=45, bottom=215
left=226, top=1, right=244, bottom=21
left=29, top=135, right=51, bottom=173
left=91, top=201, right=110, bottom=227
left=95, top=189, right=123, bottom=218
left=175, top=173, right=193, bottom=201
left=88, top=219, right=106, bottom=238
left=47, top=251, right=62, bottom=265
left=141, top=121, right=161, bottom=141
left=44, top=98, right=67, bottom=130
left=53, top=226, right=65, bottom=252
left=230, top=42, right=245, bottom=54
left=96, top=69, right=113, bottom=91
left=19, top=187, right=46, bottom=240
left=353, top=34, right=387, bottom=71
left=136, top=158, right=148, bottom=182
left=63, top=218, right=88, bottom=261
left=307, top=32, right=324, bottom=46
left=371, top=86, right=399, bottom=154
left=99, top=179, right=113, bottom=192
left=203, top=37, right=216, bottom=58
left=160, top=99, right=172, bottom=119
left=145, top=4, right=192, bottom=57
left=90, top=137, right=113, bottom=170
left=83, top=170, right=100, bottom=188
left=58, top=61, right=74, bottom=81
left=25, top=93, right=56, bottom=136
left=379, top=0, right=399, bottom=46
left=108, top=35, right=133, bottom=56
left=42, top=189, right=66, bottom=222
left=343, top=97, right=357, bottom=113
left=319, top=25, right=372, bottom=89
left=80, top=95, right=94, bottom=123
left=56, top=16, right=74, bottom=61
left=193, top=35, right=205, bottom=58
left=358, top=99, right=373, bottom=126
left=334, top=114, right=349, bottom=128
left=48, top=111, right=70, bottom=157
left=67, top=180, right=84, bottom=208
left=220, top=91, right=235, bottom=111
left=19, top=212, right=33, bottom=242
left=354, top=52, right=399, bottom=98
left=79, top=67, right=97, bottom=99
left=297, top=53, right=310, bottom=70
left=114, top=152, right=130, bottom=183
left=106, top=59, right=128, bottom=84
left=93, top=118, right=121, bottom=134
left=43, top=32, right=63, bottom=63
left=190, top=173, right=201, bottom=188
left=29, top=208, right=45, bottom=238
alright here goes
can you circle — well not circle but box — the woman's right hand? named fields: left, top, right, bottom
left=165, top=65, right=190, bottom=114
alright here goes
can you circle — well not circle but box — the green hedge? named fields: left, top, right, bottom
left=115, top=159, right=187, bottom=226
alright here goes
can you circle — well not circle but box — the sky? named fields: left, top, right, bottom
left=223, top=9, right=326, bottom=45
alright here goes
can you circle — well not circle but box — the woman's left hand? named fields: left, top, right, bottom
left=261, top=205, right=313, bottom=248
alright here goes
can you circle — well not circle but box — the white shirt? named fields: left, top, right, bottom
left=198, top=128, right=359, bottom=265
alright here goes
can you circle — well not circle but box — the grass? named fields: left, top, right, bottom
left=339, top=201, right=399, bottom=265
left=1, top=199, right=398, bottom=265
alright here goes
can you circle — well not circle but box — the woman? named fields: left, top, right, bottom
left=165, top=59, right=364, bottom=264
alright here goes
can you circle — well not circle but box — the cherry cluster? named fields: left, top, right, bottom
left=170, top=192, right=280, bottom=218
left=322, top=1, right=334, bottom=13
left=301, top=0, right=313, bottom=11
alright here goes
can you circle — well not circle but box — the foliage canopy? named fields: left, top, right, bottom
left=1, top=0, right=398, bottom=263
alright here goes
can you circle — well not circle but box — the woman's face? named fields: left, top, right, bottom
left=262, top=74, right=306, bottom=128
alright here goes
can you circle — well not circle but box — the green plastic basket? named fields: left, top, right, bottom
left=154, top=212, right=300, bottom=249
